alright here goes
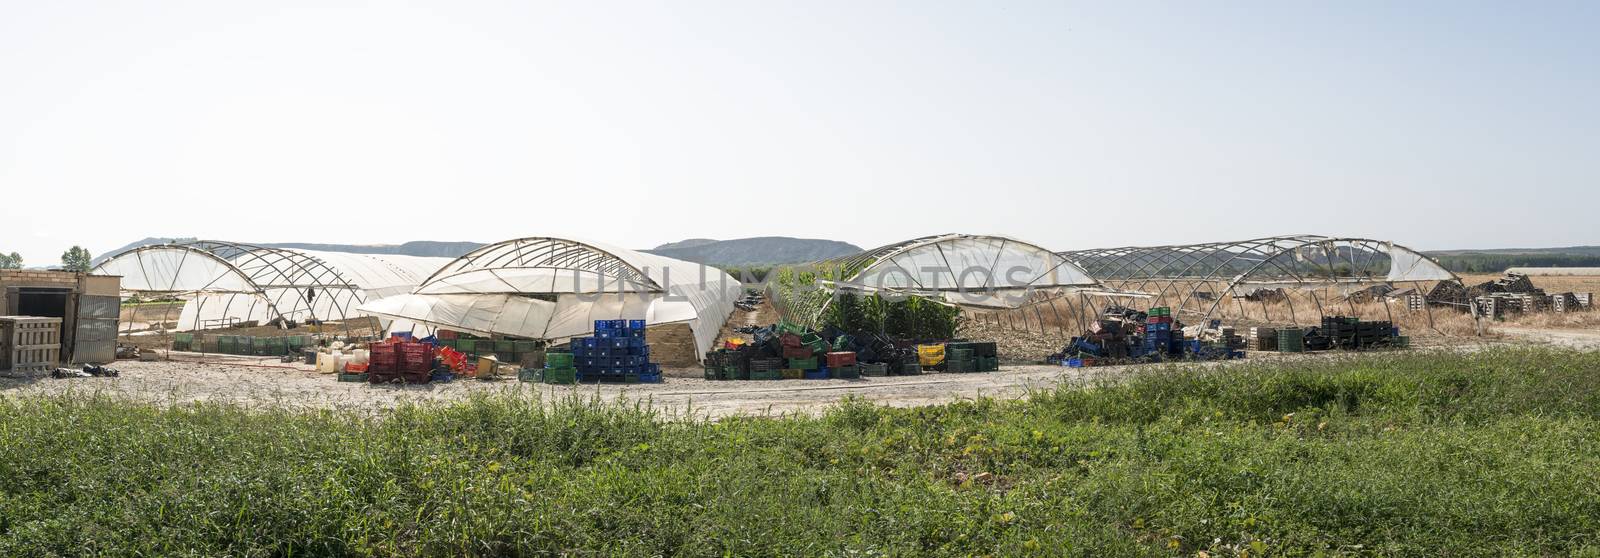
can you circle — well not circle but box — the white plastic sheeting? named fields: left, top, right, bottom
left=357, top=237, right=742, bottom=360
left=847, top=234, right=1099, bottom=297
left=92, top=243, right=453, bottom=331
left=1384, top=243, right=1456, bottom=282
left=94, top=246, right=257, bottom=294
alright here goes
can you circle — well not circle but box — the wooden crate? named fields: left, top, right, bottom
left=1, top=316, right=63, bottom=376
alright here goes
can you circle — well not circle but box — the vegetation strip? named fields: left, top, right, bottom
left=2, top=348, right=1598, bottom=556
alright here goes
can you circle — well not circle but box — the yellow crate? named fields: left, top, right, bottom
left=917, top=344, right=945, bottom=367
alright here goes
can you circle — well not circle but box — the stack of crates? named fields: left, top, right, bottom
left=1143, top=308, right=1180, bottom=357
left=946, top=344, right=977, bottom=373
left=1277, top=328, right=1305, bottom=353
left=570, top=320, right=660, bottom=383
left=974, top=342, right=999, bottom=372
left=1248, top=327, right=1278, bottom=351
left=1320, top=316, right=1402, bottom=350
left=172, top=332, right=194, bottom=352
left=749, top=357, right=783, bottom=380
left=543, top=350, right=577, bottom=384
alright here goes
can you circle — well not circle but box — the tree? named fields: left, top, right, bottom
left=0, top=251, right=21, bottom=269
left=61, top=246, right=92, bottom=272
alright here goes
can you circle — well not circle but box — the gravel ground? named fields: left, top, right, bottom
left=3, top=330, right=1590, bottom=419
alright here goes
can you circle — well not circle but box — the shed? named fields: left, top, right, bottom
left=0, top=270, right=122, bottom=368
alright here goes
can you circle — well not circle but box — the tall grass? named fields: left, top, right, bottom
left=3, top=349, right=1600, bottom=556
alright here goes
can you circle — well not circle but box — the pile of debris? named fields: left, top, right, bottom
left=1425, top=271, right=1594, bottom=318
left=1048, top=306, right=1246, bottom=367
left=1457, top=272, right=1594, bottom=319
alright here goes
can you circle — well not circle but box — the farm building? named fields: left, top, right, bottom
left=772, top=233, right=1105, bottom=327
left=92, top=241, right=451, bottom=334
left=0, top=269, right=120, bottom=367
left=356, top=237, right=742, bottom=366
left=1058, top=235, right=1463, bottom=327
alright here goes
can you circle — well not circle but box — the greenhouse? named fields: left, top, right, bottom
left=93, top=240, right=453, bottom=333
left=772, top=234, right=1105, bottom=328
left=356, top=237, right=742, bottom=362
left=1057, top=235, right=1464, bottom=328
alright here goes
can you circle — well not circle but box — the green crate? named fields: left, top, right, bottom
left=438, top=338, right=457, bottom=349
left=949, top=348, right=975, bottom=360
left=456, top=339, right=477, bottom=353
left=947, top=359, right=977, bottom=373
left=704, top=364, right=725, bottom=380
left=787, top=357, right=818, bottom=370
left=514, top=340, right=539, bottom=353
left=518, top=369, right=543, bottom=383
left=239, top=337, right=256, bottom=356
left=287, top=336, right=307, bottom=351
left=1277, top=329, right=1305, bottom=353
left=978, top=356, right=999, bottom=372
left=750, top=369, right=782, bottom=380
left=218, top=336, right=238, bottom=354
left=546, top=352, right=575, bottom=368
left=495, top=340, right=515, bottom=353
left=543, top=368, right=577, bottom=384
left=337, top=373, right=369, bottom=383
left=897, top=363, right=922, bottom=375
left=831, top=365, right=860, bottom=379
left=860, top=362, right=889, bottom=377
left=263, top=337, right=287, bottom=355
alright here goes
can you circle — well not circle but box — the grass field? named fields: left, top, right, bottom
left=3, top=349, right=1600, bottom=556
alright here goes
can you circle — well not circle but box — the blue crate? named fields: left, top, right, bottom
left=639, top=373, right=662, bottom=383
left=596, top=329, right=615, bottom=339
left=804, top=369, right=830, bottom=380
left=628, top=319, right=645, bottom=330
left=609, top=338, right=629, bottom=349
left=627, top=336, right=646, bottom=348
left=582, top=337, right=599, bottom=348
left=1067, top=358, right=1085, bottom=368
left=594, top=320, right=611, bottom=331
left=1147, top=323, right=1170, bottom=332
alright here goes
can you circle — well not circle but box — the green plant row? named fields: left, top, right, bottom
left=2, top=349, right=1599, bottom=556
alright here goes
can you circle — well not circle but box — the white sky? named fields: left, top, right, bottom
left=2, top=0, right=1596, bottom=265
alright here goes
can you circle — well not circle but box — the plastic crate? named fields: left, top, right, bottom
left=860, top=362, right=889, bottom=377
left=831, top=365, right=860, bottom=379
left=546, top=352, right=574, bottom=368
left=803, top=369, right=830, bottom=380
left=787, top=357, right=819, bottom=370
left=824, top=352, right=857, bottom=368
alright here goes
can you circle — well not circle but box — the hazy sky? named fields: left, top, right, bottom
left=2, top=0, right=1595, bottom=265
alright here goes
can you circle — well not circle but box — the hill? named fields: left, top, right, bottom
left=644, top=237, right=861, bottom=267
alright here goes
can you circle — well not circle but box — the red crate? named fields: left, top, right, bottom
left=779, top=333, right=803, bottom=348
left=782, top=346, right=814, bottom=359
left=824, top=351, right=857, bottom=368
left=1146, top=316, right=1172, bottom=324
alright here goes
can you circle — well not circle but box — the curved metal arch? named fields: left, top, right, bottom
left=1059, top=235, right=1462, bottom=326
left=179, top=240, right=369, bottom=324
left=418, top=237, right=660, bottom=292
left=824, top=233, right=1100, bottom=289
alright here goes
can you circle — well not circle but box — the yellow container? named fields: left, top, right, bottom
left=917, top=344, right=945, bottom=367
left=780, top=368, right=803, bottom=379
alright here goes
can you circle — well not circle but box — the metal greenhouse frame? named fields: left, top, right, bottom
left=94, top=240, right=449, bottom=339
left=357, top=236, right=743, bottom=361
left=1055, top=235, right=1468, bottom=333
left=772, top=233, right=1107, bottom=329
